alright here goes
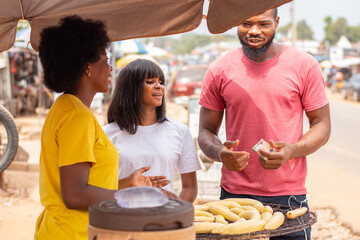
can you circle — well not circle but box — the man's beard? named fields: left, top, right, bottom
left=238, top=32, right=275, bottom=61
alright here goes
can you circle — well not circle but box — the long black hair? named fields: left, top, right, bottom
left=38, top=15, right=110, bottom=93
left=107, top=59, right=166, bottom=134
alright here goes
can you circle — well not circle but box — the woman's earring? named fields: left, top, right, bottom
left=87, top=71, right=91, bottom=77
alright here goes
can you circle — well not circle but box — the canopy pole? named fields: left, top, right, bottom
left=17, top=0, right=25, bottom=19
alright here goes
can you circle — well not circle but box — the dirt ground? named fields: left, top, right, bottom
left=1, top=101, right=360, bottom=239
left=1, top=175, right=360, bottom=240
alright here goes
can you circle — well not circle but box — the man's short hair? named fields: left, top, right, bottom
left=273, top=8, right=278, bottom=19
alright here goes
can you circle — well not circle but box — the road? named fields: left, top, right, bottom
left=306, top=91, right=360, bottom=233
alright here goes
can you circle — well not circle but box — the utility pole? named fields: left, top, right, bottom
left=290, top=0, right=297, bottom=47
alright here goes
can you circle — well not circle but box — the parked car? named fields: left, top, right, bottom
left=166, top=65, right=208, bottom=107
left=340, top=74, right=360, bottom=102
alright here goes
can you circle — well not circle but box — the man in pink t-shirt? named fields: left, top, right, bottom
left=198, top=7, right=330, bottom=240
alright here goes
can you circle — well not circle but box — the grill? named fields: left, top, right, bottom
left=89, top=199, right=194, bottom=231
left=196, top=204, right=317, bottom=240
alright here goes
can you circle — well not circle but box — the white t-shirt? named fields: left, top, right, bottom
left=103, top=118, right=201, bottom=192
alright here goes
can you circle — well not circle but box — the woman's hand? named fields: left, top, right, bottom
left=161, top=189, right=180, bottom=200
left=119, top=166, right=152, bottom=188
left=132, top=167, right=170, bottom=188
left=119, top=166, right=170, bottom=189
left=128, top=166, right=153, bottom=187
left=150, top=176, right=170, bottom=188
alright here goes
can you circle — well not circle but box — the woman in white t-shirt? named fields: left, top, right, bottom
left=103, top=59, right=201, bottom=202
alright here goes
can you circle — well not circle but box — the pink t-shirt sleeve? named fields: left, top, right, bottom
left=199, top=68, right=225, bottom=111
left=301, top=62, right=329, bottom=112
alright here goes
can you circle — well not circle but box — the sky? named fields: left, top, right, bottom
left=278, top=0, right=360, bottom=41
left=192, top=0, right=360, bottom=41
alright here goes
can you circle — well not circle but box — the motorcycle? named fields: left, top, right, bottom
left=0, top=105, right=19, bottom=172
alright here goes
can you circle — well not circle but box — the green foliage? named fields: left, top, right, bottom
left=212, top=34, right=229, bottom=43
left=173, top=33, right=212, bottom=54
left=323, top=16, right=360, bottom=45
left=277, top=20, right=313, bottom=40
left=332, top=18, right=348, bottom=39
left=277, top=23, right=291, bottom=37
left=17, top=20, right=30, bottom=31
left=348, top=25, right=360, bottom=43
left=297, top=20, right=314, bottom=40
left=154, top=33, right=236, bottom=55
left=324, top=16, right=336, bottom=45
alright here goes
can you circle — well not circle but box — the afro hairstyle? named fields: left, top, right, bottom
left=38, top=15, right=110, bottom=93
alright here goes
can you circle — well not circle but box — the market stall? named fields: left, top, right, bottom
left=0, top=0, right=292, bottom=52
left=87, top=191, right=317, bottom=240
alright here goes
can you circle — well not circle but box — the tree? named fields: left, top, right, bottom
left=324, top=16, right=351, bottom=45
left=212, top=34, right=228, bottom=43
left=172, top=33, right=212, bottom=54
left=151, top=34, right=237, bottom=55
left=276, top=20, right=313, bottom=40
left=297, top=20, right=314, bottom=40
left=277, top=23, right=291, bottom=38
left=17, top=20, right=30, bottom=31
left=348, top=25, right=360, bottom=43
left=324, top=16, right=336, bottom=45
left=332, top=18, right=349, bottom=39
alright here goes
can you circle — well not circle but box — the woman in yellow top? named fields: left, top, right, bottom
left=34, top=16, right=169, bottom=240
